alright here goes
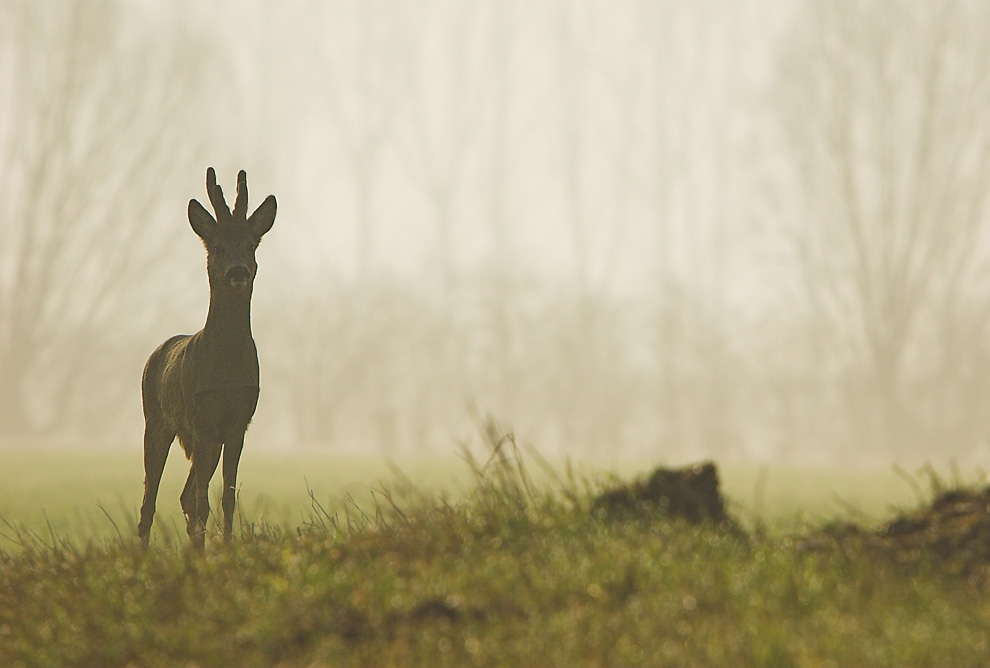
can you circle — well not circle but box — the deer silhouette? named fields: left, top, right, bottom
left=138, top=167, right=276, bottom=549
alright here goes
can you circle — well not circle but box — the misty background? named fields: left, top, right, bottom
left=3, top=0, right=990, bottom=466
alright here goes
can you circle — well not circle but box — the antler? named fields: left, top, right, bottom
left=233, top=170, right=248, bottom=223
left=206, top=167, right=233, bottom=225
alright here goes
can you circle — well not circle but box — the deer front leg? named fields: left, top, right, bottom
left=221, top=434, right=245, bottom=543
left=138, top=419, right=175, bottom=547
left=184, top=443, right=222, bottom=549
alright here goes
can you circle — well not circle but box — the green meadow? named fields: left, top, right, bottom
left=1, top=441, right=988, bottom=667
left=0, top=445, right=953, bottom=543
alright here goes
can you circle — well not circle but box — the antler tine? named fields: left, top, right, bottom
left=205, top=167, right=232, bottom=224
left=233, top=170, right=248, bottom=222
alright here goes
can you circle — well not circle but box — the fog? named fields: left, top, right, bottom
left=3, top=0, right=990, bottom=467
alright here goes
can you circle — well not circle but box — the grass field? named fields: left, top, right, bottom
left=0, top=446, right=472, bottom=547
left=0, top=442, right=966, bottom=543
left=1, top=438, right=989, bottom=666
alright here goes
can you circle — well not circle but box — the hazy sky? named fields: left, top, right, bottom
left=5, top=1, right=990, bottom=465
left=117, top=0, right=792, bottom=308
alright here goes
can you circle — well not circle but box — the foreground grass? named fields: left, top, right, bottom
left=1, top=444, right=989, bottom=667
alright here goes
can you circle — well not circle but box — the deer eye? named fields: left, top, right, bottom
left=212, top=244, right=226, bottom=255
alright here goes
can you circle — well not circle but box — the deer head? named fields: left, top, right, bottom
left=188, top=167, right=276, bottom=293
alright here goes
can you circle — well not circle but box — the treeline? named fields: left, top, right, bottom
left=3, top=0, right=990, bottom=464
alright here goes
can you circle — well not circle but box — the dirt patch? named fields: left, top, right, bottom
left=592, top=461, right=732, bottom=526
left=592, top=459, right=990, bottom=581
left=802, top=484, right=990, bottom=582
left=877, top=486, right=990, bottom=564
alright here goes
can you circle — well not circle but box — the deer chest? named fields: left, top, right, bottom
left=186, top=386, right=260, bottom=444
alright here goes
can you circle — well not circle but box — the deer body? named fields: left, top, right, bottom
left=138, top=167, right=276, bottom=549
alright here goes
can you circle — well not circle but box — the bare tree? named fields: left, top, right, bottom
left=585, top=1, right=755, bottom=454
left=772, top=0, right=990, bottom=451
left=0, top=0, right=214, bottom=437
left=396, top=0, right=489, bottom=294
left=552, top=0, right=596, bottom=295
left=312, top=1, right=412, bottom=280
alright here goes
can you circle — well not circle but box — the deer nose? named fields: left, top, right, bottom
left=225, top=266, right=252, bottom=288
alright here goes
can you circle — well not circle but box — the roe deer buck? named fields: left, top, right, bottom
left=138, top=167, right=276, bottom=549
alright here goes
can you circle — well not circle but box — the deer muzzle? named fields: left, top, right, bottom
left=225, top=266, right=252, bottom=289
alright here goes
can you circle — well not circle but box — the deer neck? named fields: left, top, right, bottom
left=203, top=288, right=254, bottom=347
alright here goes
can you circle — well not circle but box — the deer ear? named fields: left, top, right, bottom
left=188, top=199, right=217, bottom=241
left=247, top=195, right=276, bottom=239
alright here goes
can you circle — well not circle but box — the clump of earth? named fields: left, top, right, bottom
left=591, top=461, right=732, bottom=527
left=592, top=460, right=990, bottom=585
left=804, top=480, right=990, bottom=584
left=877, top=485, right=990, bottom=566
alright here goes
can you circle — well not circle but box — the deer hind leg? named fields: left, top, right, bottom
left=138, top=418, right=175, bottom=547
left=221, top=434, right=245, bottom=542
left=182, top=442, right=222, bottom=549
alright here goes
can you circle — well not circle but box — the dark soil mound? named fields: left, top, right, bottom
left=592, top=461, right=731, bottom=526
left=877, top=486, right=990, bottom=565
left=803, top=484, right=990, bottom=581
left=592, top=460, right=989, bottom=580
